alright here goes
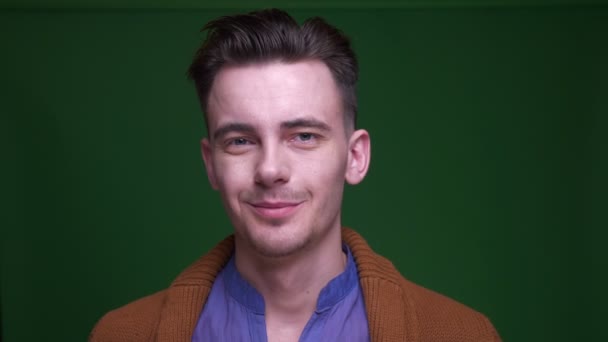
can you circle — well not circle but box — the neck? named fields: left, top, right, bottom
left=234, top=227, right=346, bottom=319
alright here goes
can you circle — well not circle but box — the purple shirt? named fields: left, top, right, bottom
left=192, top=245, right=369, bottom=341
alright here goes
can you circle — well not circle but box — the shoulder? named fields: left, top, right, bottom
left=342, top=228, right=500, bottom=341
left=88, top=236, right=235, bottom=341
left=89, top=290, right=168, bottom=342
left=399, top=277, right=501, bottom=341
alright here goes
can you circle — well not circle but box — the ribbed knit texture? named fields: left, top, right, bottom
left=90, top=228, right=501, bottom=341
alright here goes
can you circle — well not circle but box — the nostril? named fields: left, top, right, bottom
left=254, top=163, right=289, bottom=187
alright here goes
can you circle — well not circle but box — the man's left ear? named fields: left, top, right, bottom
left=345, top=129, right=371, bottom=185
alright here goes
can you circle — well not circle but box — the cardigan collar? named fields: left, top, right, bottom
left=156, top=228, right=416, bottom=341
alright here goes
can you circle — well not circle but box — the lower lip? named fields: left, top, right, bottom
left=249, top=203, right=302, bottom=220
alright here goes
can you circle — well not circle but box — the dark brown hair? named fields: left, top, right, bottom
left=187, top=8, right=358, bottom=130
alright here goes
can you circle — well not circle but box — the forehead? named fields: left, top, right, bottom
left=206, top=60, right=343, bottom=131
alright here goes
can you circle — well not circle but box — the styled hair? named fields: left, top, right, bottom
left=187, top=8, right=358, bottom=131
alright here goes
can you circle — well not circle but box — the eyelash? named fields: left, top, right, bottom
left=222, top=132, right=321, bottom=150
left=227, top=137, right=253, bottom=146
left=292, top=132, right=317, bottom=142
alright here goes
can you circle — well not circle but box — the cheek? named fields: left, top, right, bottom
left=303, top=152, right=347, bottom=222
left=213, top=156, right=252, bottom=195
left=300, top=146, right=348, bottom=186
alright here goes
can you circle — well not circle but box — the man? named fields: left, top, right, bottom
left=90, top=8, right=500, bottom=341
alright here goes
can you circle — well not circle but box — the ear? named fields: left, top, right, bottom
left=201, top=138, right=219, bottom=190
left=345, top=129, right=371, bottom=185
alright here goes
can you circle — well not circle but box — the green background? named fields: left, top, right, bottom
left=2, top=0, right=607, bottom=341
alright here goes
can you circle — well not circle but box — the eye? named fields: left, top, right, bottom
left=222, top=136, right=256, bottom=154
left=290, top=132, right=322, bottom=148
left=295, top=133, right=314, bottom=142
left=230, top=137, right=251, bottom=145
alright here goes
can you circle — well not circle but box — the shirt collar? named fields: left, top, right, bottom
left=224, top=244, right=359, bottom=315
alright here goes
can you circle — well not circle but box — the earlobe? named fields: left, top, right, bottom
left=201, top=138, right=219, bottom=190
left=345, top=129, right=371, bottom=185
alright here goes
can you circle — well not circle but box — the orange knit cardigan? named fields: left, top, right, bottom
left=90, top=228, right=501, bottom=341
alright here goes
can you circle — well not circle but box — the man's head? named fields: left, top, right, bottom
left=189, top=9, right=370, bottom=259
left=187, top=8, right=358, bottom=132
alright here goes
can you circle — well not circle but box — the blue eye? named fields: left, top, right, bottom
left=223, top=137, right=255, bottom=155
left=297, top=133, right=314, bottom=141
left=232, top=138, right=249, bottom=145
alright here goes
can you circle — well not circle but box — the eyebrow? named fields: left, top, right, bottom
left=212, top=122, right=255, bottom=141
left=280, top=118, right=331, bottom=132
left=211, top=118, right=332, bottom=141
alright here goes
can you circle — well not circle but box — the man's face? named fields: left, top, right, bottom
left=201, top=60, right=368, bottom=258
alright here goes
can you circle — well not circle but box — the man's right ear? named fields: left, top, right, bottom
left=201, top=138, right=219, bottom=190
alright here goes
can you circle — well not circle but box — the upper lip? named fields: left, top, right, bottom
left=249, top=201, right=302, bottom=208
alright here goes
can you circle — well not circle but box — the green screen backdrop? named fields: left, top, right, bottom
left=2, top=1, right=607, bottom=341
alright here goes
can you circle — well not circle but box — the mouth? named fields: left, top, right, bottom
left=247, top=201, right=304, bottom=220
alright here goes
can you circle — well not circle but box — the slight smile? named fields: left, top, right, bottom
left=247, top=201, right=304, bottom=220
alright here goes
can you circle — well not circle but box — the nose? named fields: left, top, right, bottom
left=254, top=144, right=290, bottom=187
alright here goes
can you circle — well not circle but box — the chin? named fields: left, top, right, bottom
left=239, top=223, right=314, bottom=258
